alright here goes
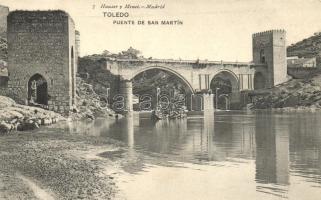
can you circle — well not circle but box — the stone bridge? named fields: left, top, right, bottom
left=107, top=59, right=263, bottom=92
left=106, top=30, right=287, bottom=113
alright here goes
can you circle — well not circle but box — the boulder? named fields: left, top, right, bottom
left=41, top=118, right=52, bottom=125
left=17, top=121, right=39, bottom=131
left=0, top=96, right=15, bottom=108
left=0, top=121, right=12, bottom=134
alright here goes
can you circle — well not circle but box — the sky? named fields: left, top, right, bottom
left=1, top=0, right=321, bottom=61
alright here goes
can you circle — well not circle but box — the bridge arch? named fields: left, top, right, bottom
left=210, top=70, right=239, bottom=94
left=130, top=65, right=195, bottom=94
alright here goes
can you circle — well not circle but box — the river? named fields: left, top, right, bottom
left=66, top=110, right=321, bottom=200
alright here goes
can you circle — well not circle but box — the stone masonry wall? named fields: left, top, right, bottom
left=7, top=11, right=77, bottom=113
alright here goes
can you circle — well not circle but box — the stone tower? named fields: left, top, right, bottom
left=0, top=5, right=9, bottom=38
left=252, top=30, right=287, bottom=88
left=7, top=10, right=77, bottom=113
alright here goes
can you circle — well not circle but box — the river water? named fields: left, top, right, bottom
left=68, top=111, right=321, bottom=200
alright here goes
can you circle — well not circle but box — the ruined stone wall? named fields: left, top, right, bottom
left=7, top=11, right=77, bottom=113
left=0, top=5, right=9, bottom=38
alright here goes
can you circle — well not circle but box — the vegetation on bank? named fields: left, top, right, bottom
left=72, top=77, right=117, bottom=120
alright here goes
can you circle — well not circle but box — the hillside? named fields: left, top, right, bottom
left=287, top=32, right=321, bottom=65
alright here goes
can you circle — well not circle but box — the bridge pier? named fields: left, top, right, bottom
left=119, top=80, right=133, bottom=114
left=203, top=94, right=215, bottom=111
left=189, top=93, right=215, bottom=111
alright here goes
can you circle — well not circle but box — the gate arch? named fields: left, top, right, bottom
left=28, top=73, right=48, bottom=105
left=210, top=70, right=239, bottom=94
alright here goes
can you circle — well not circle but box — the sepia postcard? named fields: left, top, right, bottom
left=1, top=0, right=321, bottom=199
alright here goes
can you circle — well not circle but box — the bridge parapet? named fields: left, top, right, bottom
left=106, top=58, right=257, bottom=68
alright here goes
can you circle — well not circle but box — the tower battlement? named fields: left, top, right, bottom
left=252, top=29, right=286, bottom=38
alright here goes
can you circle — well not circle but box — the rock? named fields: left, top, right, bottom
left=0, top=96, right=15, bottom=108
left=0, top=121, right=12, bottom=134
left=10, top=117, right=18, bottom=124
left=34, top=119, right=42, bottom=125
left=17, top=121, right=39, bottom=131
left=41, top=118, right=52, bottom=125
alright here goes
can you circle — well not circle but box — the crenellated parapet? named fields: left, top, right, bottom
left=252, top=29, right=286, bottom=38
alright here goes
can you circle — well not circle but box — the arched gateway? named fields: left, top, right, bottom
left=28, top=74, right=48, bottom=106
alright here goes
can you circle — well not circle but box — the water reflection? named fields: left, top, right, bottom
left=254, top=112, right=290, bottom=197
left=60, top=111, right=321, bottom=199
left=288, top=113, right=321, bottom=186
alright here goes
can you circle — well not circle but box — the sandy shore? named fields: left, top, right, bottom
left=0, top=126, right=126, bottom=200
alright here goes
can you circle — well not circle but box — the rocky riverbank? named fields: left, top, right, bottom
left=0, top=76, right=122, bottom=134
left=0, top=96, right=64, bottom=134
left=71, top=77, right=118, bottom=120
left=251, top=74, right=321, bottom=111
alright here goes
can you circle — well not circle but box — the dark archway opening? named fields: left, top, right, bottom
left=254, top=72, right=266, bottom=90
left=132, top=68, right=193, bottom=111
left=210, top=71, right=238, bottom=110
left=28, top=74, right=48, bottom=106
left=260, top=49, right=266, bottom=63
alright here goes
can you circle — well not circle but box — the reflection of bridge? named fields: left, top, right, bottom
left=107, top=30, right=287, bottom=112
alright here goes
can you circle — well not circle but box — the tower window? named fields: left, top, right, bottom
left=260, top=49, right=266, bottom=63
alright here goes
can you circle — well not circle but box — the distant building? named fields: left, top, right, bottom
left=287, top=57, right=317, bottom=68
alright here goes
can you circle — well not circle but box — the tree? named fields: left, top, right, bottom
left=102, top=50, right=110, bottom=57
left=121, top=47, right=141, bottom=59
